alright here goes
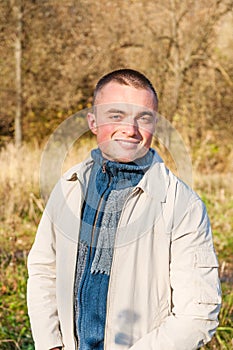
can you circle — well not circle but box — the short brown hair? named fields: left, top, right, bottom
left=93, top=69, right=158, bottom=107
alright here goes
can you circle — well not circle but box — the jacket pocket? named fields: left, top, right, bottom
left=194, top=249, right=221, bottom=305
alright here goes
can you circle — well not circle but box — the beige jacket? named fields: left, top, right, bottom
left=27, top=154, right=221, bottom=350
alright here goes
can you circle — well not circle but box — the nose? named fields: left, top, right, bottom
left=121, top=119, right=138, bottom=136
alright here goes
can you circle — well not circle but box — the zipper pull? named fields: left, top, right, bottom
left=67, top=172, right=78, bottom=181
left=102, top=161, right=107, bottom=173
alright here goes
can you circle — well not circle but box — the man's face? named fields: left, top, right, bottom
left=87, top=82, right=157, bottom=163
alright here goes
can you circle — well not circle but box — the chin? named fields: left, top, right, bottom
left=101, top=147, right=149, bottom=163
left=113, top=153, right=145, bottom=163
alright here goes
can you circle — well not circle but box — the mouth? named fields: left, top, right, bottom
left=114, top=139, right=140, bottom=149
left=115, top=138, right=140, bottom=144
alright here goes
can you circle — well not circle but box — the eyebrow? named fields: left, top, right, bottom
left=137, top=111, right=155, bottom=118
left=104, top=108, right=155, bottom=117
left=104, top=108, right=127, bottom=115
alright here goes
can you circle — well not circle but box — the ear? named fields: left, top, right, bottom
left=87, top=112, right=97, bottom=135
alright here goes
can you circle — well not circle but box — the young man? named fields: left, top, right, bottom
left=27, top=69, right=221, bottom=350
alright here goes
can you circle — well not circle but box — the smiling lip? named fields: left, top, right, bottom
left=114, top=139, right=140, bottom=149
left=115, top=139, right=140, bottom=144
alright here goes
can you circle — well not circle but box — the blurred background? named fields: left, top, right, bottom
left=0, top=0, right=232, bottom=349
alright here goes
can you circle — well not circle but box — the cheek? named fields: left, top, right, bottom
left=96, top=124, right=115, bottom=143
left=142, top=130, right=153, bottom=146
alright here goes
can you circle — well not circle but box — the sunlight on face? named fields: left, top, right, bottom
left=87, top=82, right=157, bottom=162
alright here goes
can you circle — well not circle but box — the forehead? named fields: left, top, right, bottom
left=94, top=82, right=157, bottom=111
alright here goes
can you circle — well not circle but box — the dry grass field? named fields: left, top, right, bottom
left=0, top=142, right=232, bottom=349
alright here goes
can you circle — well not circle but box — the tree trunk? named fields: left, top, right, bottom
left=12, top=0, right=23, bottom=147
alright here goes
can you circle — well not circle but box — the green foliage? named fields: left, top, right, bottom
left=0, top=253, right=34, bottom=349
left=196, top=175, right=233, bottom=263
left=196, top=174, right=233, bottom=349
left=201, top=282, right=233, bottom=350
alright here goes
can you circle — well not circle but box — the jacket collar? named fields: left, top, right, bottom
left=66, top=149, right=169, bottom=203
left=136, top=161, right=170, bottom=202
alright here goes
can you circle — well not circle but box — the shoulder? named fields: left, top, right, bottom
left=148, top=155, right=203, bottom=208
left=143, top=156, right=197, bottom=205
left=167, top=171, right=209, bottom=233
left=46, top=156, right=93, bottom=209
left=62, top=156, right=93, bottom=181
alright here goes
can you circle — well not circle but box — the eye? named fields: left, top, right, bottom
left=110, top=115, right=122, bottom=120
left=138, top=114, right=153, bottom=124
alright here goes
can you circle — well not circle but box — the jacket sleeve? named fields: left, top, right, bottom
left=129, top=197, right=221, bottom=350
left=27, top=183, right=63, bottom=350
